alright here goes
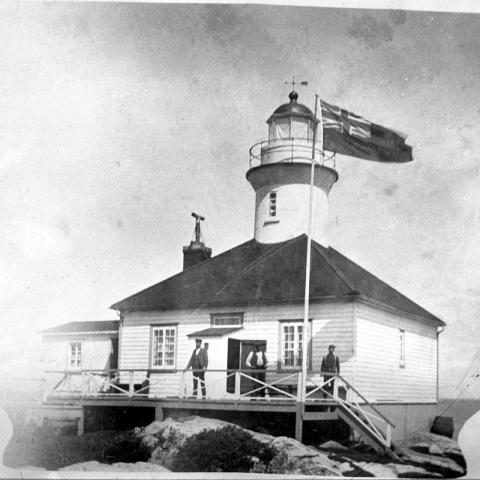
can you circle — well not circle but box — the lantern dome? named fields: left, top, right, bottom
left=268, top=91, right=315, bottom=120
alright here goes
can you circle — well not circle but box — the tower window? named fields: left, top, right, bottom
left=269, top=192, right=277, bottom=217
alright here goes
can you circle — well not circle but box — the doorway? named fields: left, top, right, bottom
left=226, top=339, right=267, bottom=394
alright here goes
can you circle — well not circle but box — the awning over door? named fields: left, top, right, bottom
left=187, top=327, right=242, bottom=337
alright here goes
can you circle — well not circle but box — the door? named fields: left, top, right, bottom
left=226, top=338, right=241, bottom=393
left=240, top=340, right=267, bottom=394
left=110, top=337, right=119, bottom=369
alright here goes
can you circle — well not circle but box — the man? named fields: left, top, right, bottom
left=186, top=338, right=208, bottom=398
left=246, top=343, right=268, bottom=397
left=321, top=344, right=340, bottom=399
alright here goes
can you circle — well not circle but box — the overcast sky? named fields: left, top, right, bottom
left=1, top=1, right=479, bottom=398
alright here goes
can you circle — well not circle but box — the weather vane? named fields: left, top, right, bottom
left=285, top=75, right=308, bottom=90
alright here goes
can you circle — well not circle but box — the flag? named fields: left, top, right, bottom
left=320, top=100, right=413, bottom=163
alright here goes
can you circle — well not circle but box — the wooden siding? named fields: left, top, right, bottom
left=119, top=302, right=355, bottom=396
left=42, top=334, right=114, bottom=371
left=354, top=301, right=437, bottom=403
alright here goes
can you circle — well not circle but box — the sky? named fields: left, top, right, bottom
left=0, top=1, right=479, bottom=399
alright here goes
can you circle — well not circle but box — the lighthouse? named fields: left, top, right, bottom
left=246, top=91, right=338, bottom=246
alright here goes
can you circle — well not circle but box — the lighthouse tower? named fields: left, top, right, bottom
left=246, top=91, right=338, bottom=246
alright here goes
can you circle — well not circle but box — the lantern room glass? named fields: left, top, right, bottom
left=268, top=118, right=315, bottom=141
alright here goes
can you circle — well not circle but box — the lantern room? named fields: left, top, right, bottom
left=250, top=91, right=323, bottom=166
left=267, top=90, right=316, bottom=142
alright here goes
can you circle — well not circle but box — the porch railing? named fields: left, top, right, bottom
left=44, top=368, right=308, bottom=402
left=44, top=368, right=394, bottom=448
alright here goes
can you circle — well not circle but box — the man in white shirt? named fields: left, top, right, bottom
left=246, top=343, right=268, bottom=397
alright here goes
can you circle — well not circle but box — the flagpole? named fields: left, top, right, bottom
left=301, top=94, right=319, bottom=405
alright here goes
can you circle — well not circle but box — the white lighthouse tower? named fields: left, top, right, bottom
left=246, top=91, right=338, bottom=246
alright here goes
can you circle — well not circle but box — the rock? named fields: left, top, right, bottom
left=319, top=440, right=348, bottom=451
left=268, top=436, right=341, bottom=476
left=400, top=447, right=465, bottom=477
left=145, top=417, right=234, bottom=469
left=399, top=430, right=466, bottom=475
left=354, top=461, right=443, bottom=478
left=140, top=416, right=345, bottom=476
left=391, top=463, right=443, bottom=478
left=429, top=443, right=443, bottom=455
left=60, top=460, right=170, bottom=472
left=402, top=431, right=464, bottom=459
left=136, top=420, right=164, bottom=437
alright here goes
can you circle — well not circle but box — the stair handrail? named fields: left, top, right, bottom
left=336, top=373, right=395, bottom=428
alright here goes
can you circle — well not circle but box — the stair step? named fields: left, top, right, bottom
left=337, top=405, right=389, bottom=454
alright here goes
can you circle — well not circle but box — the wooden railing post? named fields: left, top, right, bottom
left=235, top=371, right=241, bottom=399
left=81, top=371, right=86, bottom=397
left=385, top=424, right=392, bottom=448
left=179, top=370, right=185, bottom=398
left=296, top=372, right=303, bottom=402
left=128, top=371, right=134, bottom=397
left=333, top=376, right=339, bottom=399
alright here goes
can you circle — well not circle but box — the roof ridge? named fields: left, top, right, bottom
left=311, top=241, right=358, bottom=292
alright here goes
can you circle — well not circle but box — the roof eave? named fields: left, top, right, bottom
left=112, top=293, right=359, bottom=313
left=356, top=294, right=446, bottom=327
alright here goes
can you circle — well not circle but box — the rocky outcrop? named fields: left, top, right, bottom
left=135, top=416, right=467, bottom=478
left=135, top=416, right=345, bottom=476
left=59, top=460, right=170, bottom=472
left=396, top=431, right=466, bottom=477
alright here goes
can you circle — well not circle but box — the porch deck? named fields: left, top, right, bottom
left=42, top=368, right=394, bottom=451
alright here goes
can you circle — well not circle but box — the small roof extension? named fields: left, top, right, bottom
left=41, top=320, right=119, bottom=335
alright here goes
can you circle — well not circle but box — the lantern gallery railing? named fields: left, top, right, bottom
left=249, top=138, right=336, bottom=169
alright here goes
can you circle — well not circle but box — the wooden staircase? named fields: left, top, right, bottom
left=306, top=373, right=395, bottom=453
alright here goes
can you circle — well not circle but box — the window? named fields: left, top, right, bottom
left=70, top=342, right=81, bottom=368
left=291, top=118, right=309, bottom=139
left=400, top=330, right=406, bottom=368
left=269, top=191, right=277, bottom=218
left=274, top=119, right=291, bottom=139
left=210, top=313, right=243, bottom=326
left=151, top=326, right=177, bottom=369
left=280, top=321, right=311, bottom=369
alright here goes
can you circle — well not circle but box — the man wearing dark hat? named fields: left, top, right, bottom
left=321, top=345, right=340, bottom=401
left=186, top=338, right=208, bottom=398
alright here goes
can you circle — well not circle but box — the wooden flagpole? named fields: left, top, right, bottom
left=301, top=94, right=319, bottom=406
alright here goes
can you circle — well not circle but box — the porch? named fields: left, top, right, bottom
left=43, top=368, right=394, bottom=451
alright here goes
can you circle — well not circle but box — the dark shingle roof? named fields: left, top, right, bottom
left=41, top=320, right=119, bottom=335
left=111, top=235, right=444, bottom=326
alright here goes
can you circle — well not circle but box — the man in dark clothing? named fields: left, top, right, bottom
left=321, top=344, right=340, bottom=399
left=186, top=338, right=208, bottom=398
left=246, top=343, right=268, bottom=397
